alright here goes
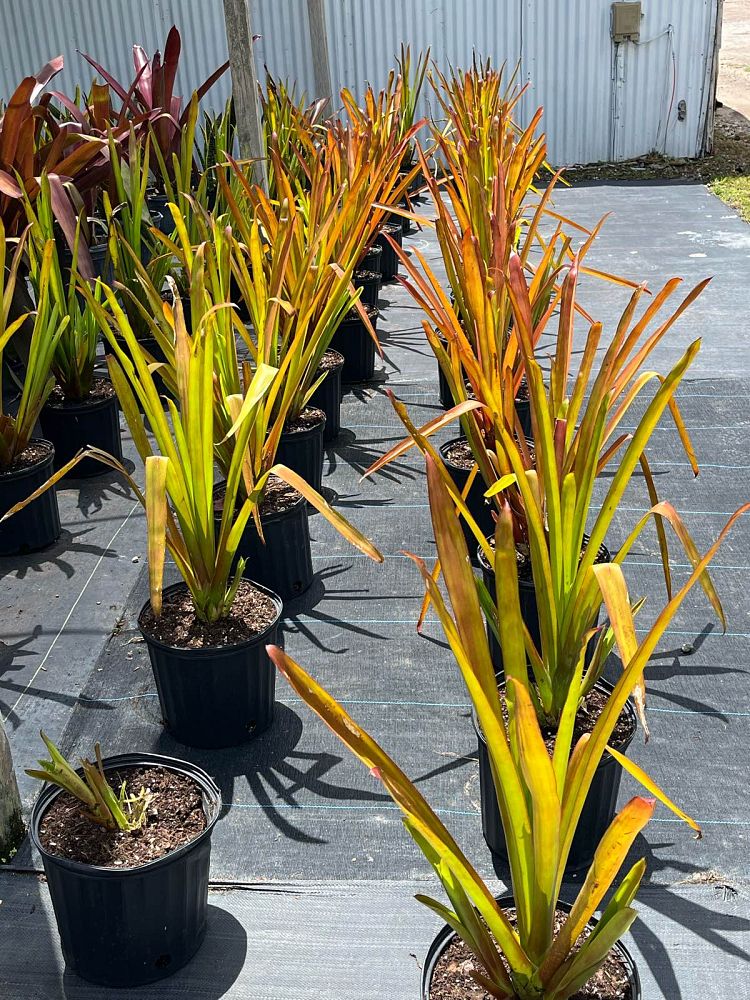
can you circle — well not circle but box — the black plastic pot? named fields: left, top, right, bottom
left=438, top=437, right=495, bottom=560
left=0, top=440, right=61, bottom=555
left=475, top=680, right=637, bottom=874
left=478, top=536, right=610, bottom=676
left=359, top=243, right=383, bottom=275
left=331, top=308, right=379, bottom=383
left=515, top=386, right=532, bottom=439
left=140, top=582, right=282, bottom=748
left=30, top=752, right=221, bottom=987
left=309, top=349, right=344, bottom=442
left=60, top=239, right=112, bottom=285
left=375, top=223, right=403, bottom=281
left=147, top=194, right=173, bottom=233
left=422, top=893, right=641, bottom=998
left=438, top=355, right=454, bottom=409
left=353, top=268, right=382, bottom=308
left=40, top=381, right=123, bottom=477
left=276, top=407, right=326, bottom=494
left=220, top=487, right=314, bottom=602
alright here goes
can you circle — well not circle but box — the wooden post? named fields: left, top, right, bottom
left=221, top=0, right=268, bottom=191
left=0, top=717, right=23, bottom=861
left=307, top=0, right=334, bottom=107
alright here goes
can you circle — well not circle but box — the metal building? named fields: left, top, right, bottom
left=0, top=0, right=723, bottom=165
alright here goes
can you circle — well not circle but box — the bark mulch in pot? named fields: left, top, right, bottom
left=38, top=766, right=207, bottom=869
left=138, top=579, right=278, bottom=649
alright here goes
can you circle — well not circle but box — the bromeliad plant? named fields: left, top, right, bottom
left=23, top=175, right=102, bottom=402
left=80, top=25, right=229, bottom=192
left=391, top=44, right=430, bottom=169
left=104, top=128, right=174, bottom=340
left=367, top=257, right=720, bottom=729
left=0, top=59, right=118, bottom=252
left=79, top=242, right=382, bottom=575
left=268, top=461, right=748, bottom=1000
left=0, top=228, right=67, bottom=469
left=27, top=732, right=151, bottom=832
left=260, top=74, right=327, bottom=202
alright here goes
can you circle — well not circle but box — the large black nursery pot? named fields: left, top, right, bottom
left=422, top=894, right=641, bottom=999
left=478, top=536, right=610, bottom=676
left=30, top=752, right=221, bottom=988
left=331, top=307, right=379, bottom=383
left=474, top=680, right=637, bottom=874
left=39, top=380, right=123, bottom=477
left=375, top=223, right=403, bottom=282
left=438, top=437, right=495, bottom=560
left=218, top=486, right=314, bottom=602
left=139, top=582, right=282, bottom=749
left=276, top=406, right=326, bottom=494
left=309, top=349, right=344, bottom=442
left=0, top=440, right=61, bottom=555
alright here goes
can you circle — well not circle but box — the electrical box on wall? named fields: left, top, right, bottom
left=611, top=2, right=642, bottom=42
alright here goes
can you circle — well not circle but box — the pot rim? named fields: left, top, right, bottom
left=43, top=378, right=117, bottom=413
left=317, top=348, right=346, bottom=373
left=478, top=531, right=611, bottom=579
left=438, top=435, right=476, bottom=473
left=352, top=268, right=382, bottom=283
left=421, top=894, right=641, bottom=999
left=138, top=579, right=283, bottom=655
left=472, top=677, right=638, bottom=759
left=214, top=478, right=308, bottom=526
left=30, top=751, right=221, bottom=877
left=0, top=438, right=55, bottom=481
left=281, top=406, right=327, bottom=437
left=340, top=305, right=380, bottom=326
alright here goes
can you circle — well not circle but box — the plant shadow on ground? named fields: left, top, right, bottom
left=326, top=427, right=424, bottom=482
left=154, top=702, right=389, bottom=848
left=0, top=625, right=114, bottom=732
left=0, top=526, right=119, bottom=583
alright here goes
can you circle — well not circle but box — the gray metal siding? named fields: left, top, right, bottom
left=0, top=0, right=719, bottom=164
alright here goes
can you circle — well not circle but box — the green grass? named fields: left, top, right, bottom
left=709, top=175, right=750, bottom=223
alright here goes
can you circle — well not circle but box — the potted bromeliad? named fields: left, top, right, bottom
left=0, top=229, right=66, bottom=554
left=268, top=459, right=748, bottom=999
left=5, top=290, right=280, bottom=747
left=23, top=175, right=122, bottom=475
left=138, top=211, right=382, bottom=601
left=27, top=731, right=220, bottom=986
left=367, top=253, right=722, bottom=869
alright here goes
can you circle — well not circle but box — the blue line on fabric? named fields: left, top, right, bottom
left=221, top=801, right=750, bottom=825
left=78, top=694, right=750, bottom=718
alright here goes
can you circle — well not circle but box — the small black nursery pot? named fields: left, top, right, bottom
left=30, top=752, right=221, bottom=988
left=331, top=307, right=380, bottom=383
left=309, top=349, right=345, bottom=442
left=276, top=406, right=326, bottom=495
left=375, top=223, right=403, bottom=282
left=39, top=379, right=123, bottom=477
left=0, top=440, right=61, bottom=555
left=438, top=437, right=495, bottom=560
left=474, top=680, right=637, bottom=874
left=139, top=581, right=282, bottom=749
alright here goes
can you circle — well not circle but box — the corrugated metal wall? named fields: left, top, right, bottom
left=0, top=0, right=719, bottom=165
